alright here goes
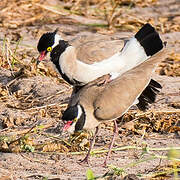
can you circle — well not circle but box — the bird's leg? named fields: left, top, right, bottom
left=79, top=126, right=99, bottom=165
left=102, top=74, right=112, bottom=84
left=103, top=120, right=118, bottom=167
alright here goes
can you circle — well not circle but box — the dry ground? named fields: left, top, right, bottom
left=0, top=0, right=180, bottom=179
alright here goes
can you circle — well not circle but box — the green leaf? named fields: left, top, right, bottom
left=24, top=144, right=35, bottom=152
left=86, top=169, right=95, bottom=180
left=167, top=149, right=180, bottom=160
left=42, top=177, right=48, bottom=180
left=37, top=125, right=45, bottom=129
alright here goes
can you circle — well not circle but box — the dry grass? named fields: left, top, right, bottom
left=157, top=52, right=180, bottom=77
left=0, top=0, right=180, bottom=179
left=0, top=0, right=180, bottom=33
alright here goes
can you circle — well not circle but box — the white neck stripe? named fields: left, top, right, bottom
left=52, top=34, right=63, bottom=49
left=77, top=105, right=83, bottom=119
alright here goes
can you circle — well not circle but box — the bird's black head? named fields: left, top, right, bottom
left=37, top=31, right=56, bottom=52
left=62, top=105, right=78, bottom=122
left=37, top=29, right=60, bottom=61
left=62, top=104, right=86, bottom=133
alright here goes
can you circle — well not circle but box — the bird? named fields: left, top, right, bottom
left=61, top=47, right=167, bottom=166
left=37, top=23, right=163, bottom=86
left=62, top=48, right=167, bottom=165
left=37, top=23, right=164, bottom=110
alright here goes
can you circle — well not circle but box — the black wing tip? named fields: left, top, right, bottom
left=135, top=23, right=163, bottom=56
left=135, top=23, right=155, bottom=40
left=149, top=79, right=162, bottom=89
left=136, top=98, right=149, bottom=111
left=137, top=79, right=162, bottom=111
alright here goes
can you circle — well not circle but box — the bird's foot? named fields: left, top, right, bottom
left=101, top=156, right=109, bottom=167
left=78, top=156, right=90, bottom=166
left=102, top=161, right=108, bottom=168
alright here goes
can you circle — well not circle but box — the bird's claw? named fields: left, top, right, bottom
left=78, top=156, right=90, bottom=166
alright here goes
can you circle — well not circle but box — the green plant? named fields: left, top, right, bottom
left=86, top=169, right=95, bottom=180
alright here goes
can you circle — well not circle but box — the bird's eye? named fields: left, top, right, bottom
left=73, top=118, right=77, bottom=122
left=47, top=47, right=52, bottom=52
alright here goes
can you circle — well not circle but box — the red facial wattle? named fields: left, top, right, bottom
left=38, top=51, right=46, bottom=61
left=63, top=121, right=73, bottom=131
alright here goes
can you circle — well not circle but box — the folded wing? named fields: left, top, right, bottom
left=93, top=49, right=167, bottom=120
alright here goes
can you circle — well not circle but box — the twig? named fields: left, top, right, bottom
left=154, top=154, right=180, bottom=162
left=135, top=109, right=180, bottom=117
left=20, top=153, right=49, bottom=164
left=35, top=3, right=69, bottom=16
left=0, top=38, right=35, bottom=48
left=141, top=168, right=180, bottom=179
left=109, top=156, right=157, bottom=170
left=25, top=102, right=68, bottom=111
left=1, top=123, right=54, bottom=136
left=7, top=120, right=54, bottom=144
left=8, top=124, right=38, bottom=145
left=33, top=146, right=180, bottom=156
left=108, top=154, right=180, bottom=178
left=37, top=88, right=71, bottom=101
left=5, top=38, right=15, bottom=76
left=40, top=132, right=71, bottom=147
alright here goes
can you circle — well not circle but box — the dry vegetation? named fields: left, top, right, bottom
left=0, top=0, right=180, bottom=179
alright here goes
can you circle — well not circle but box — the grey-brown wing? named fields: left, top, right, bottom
left=70, top=34, right=126, bottom=64
left=93, top=49, right=166, bottom=120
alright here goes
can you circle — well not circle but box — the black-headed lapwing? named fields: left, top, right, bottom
left=62, top=47, right=167, bottom=165
left=37, top=23, right=163, bottom=86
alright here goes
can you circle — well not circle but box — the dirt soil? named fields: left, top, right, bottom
left=0, top=0, right=180, bottom=179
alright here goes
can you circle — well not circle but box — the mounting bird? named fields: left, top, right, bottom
left=61, top=48, right=167, bottom=166
left=37, top=23, right=163, bottom=86
left=37, top=23, right=164, bottom=110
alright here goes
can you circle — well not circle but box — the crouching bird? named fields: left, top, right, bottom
left=62, top=48, right=167, bottom=166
